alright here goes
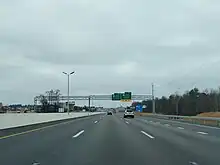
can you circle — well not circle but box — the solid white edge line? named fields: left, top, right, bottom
left=94, top=121, right=98, bottom=124
left=178, top=127, right=184, bottom=130
left=73, top=130, right=85, bottom=138
left=141, top=131, right=155, bottom=139
left=197, top=131, right=208, bottom=135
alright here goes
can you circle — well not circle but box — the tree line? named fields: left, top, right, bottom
left=36, top=89, right=98, bottom=113
left=132, top=87, right=220, bottom=116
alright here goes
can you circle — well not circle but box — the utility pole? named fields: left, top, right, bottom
left=175, top=88, right=181, bottom=115
left=176, top=97, right=181, bottom=115
left=152, top=83, right=155, bottom=114
left=218, top=87, right=220, bottom=112
left=67, top=74, right=70, bottom=114
left=88, top=96, right=91, bottom=111
left=88, top=96, right=91, bottom=116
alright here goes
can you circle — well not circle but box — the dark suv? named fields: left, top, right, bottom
left=107, top=111, right=113, bottom=115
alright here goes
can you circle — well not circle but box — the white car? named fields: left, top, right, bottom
left=124, top=109, right=134, bottom=118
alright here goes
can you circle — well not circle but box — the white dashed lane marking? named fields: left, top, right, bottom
left=94, top=121, right=98, bottom=124
left=177, top=127, right=184, bottom=130
left=73, top=130, right=85, bottom=138
left=141, top=131, right=155, bottom=139
left=197, top=131, right=208, bottom=135
left=189, top=161, right=199, bottom=165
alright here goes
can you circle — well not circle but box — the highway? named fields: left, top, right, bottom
left=1, top=113, right=220, bottom=165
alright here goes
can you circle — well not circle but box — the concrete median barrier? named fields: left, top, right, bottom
left=0, top=112, right=103, bottom=130
left=0, top=112, right=104, bottom=138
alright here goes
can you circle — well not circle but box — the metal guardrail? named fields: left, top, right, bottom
left=142, top=114, right=220, bottom=127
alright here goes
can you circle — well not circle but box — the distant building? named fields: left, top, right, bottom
left=0, top=102, right=5, bottom=113
left=59, top=101, right=75, bottom=112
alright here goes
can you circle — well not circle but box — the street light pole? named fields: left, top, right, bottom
left=63, top=71, right=75, bottom=114
left=152, top=83, right=155, bottom=114
left=67, top=74, right=70, bottom=114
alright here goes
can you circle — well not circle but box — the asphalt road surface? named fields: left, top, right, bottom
left=1, top=113, right=220, bottom=165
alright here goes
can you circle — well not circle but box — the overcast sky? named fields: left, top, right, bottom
left=1, top=0, right=220, bottom=106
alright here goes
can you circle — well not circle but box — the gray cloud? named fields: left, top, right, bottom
left=1, top=0, right=220, bottom=106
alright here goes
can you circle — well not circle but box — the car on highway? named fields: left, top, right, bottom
left=107, top=111, right=113, bottom=115
left=124, top=108, right=134, bottom=118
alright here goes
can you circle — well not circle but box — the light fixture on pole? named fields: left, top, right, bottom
left=63, top=71, right=75, bottom=114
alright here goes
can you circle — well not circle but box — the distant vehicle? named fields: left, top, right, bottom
left=124, top=108, right=134, bottom=118
left=90, top=107, right=96, bottom=112
left=107, top=111, right=113, bottom=115
left=117, top=107, right=126, bottom=112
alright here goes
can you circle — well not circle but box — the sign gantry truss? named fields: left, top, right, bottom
left=34, top=94, right=152, bottom=105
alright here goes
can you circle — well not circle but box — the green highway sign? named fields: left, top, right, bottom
left=123, top=92, right=132, bottom=100
left=112, top=93, right=122, bottom=101
left=112, top=92, right=132, bottom=101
